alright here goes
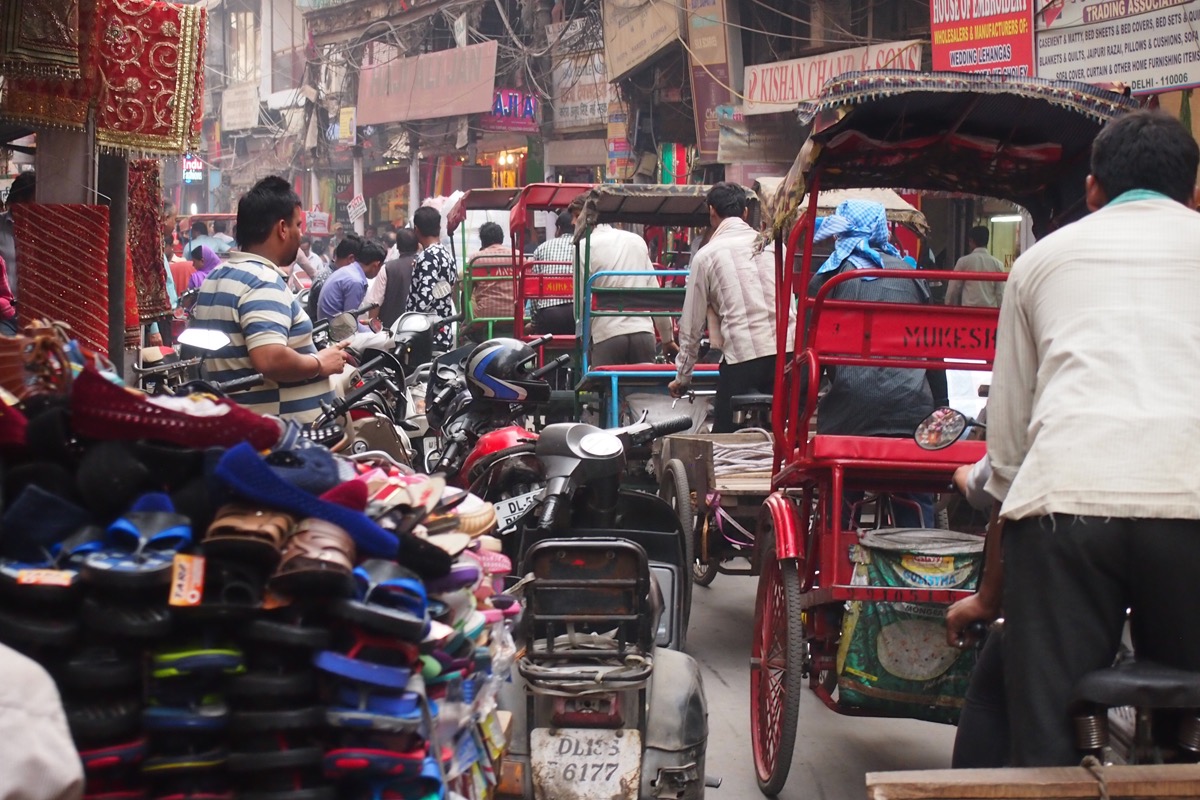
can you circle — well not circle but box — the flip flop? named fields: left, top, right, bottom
left=203, top=504, right=293, bottom=569
left=241, top=617, right=330, bottom=651
left=142, top=701, right=230, bottom=733
left=0, top=607, right=78, bottom=647
left=79, top=736, right=148, bottom=773
left=81, top=596, right=172, bottom=640
left=323, top=745, right=427, bottom=780
left=332, top=561, right=430, bottom=642
left=313, top=652, right=411, bottom=690
left=329, top=677, right=426, bottom=725
left=83, top=494, right=192, bottom=589
left=228, top=670, right=315, bottom=702
left=269, top=519, right=356, bottom=598
left=184, top=558, right=266, bottom=618
left=0, top=524, right=105, bottom=604
left=227, top=745, right=323, bottom=773
left=55, top=646, right=141, bottom=691
left=141, top=747, right=228, bottom=774
left=67, top=699, right=142, bottom=743
left=422, top=561, right=481, bottom=595
left=151, top=647, right=245, bottom=679
left=228, top=705, right=325, bottom=734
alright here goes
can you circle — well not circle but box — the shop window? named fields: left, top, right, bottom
left=229, top=9, right=260, bottom=84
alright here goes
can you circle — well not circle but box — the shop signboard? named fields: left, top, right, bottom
left=687, top=0, right=737, bottom=161
left=1036, top=0, right=1200, bottom=93
left=335, top=172, right=352, bottom=223
left=347, top=194, right=366, bottom=223
left=602, top=0, right=683, bottom=82
left=548, top=19, right=615, bottom=131
left=222, top=82, right=260, bottom=131
left=715, top=105, right=795, bottom=164
left=338, top=107, right=357, bottom=144
left=930, top=0, right=1035, bottom=76
left=357, top=41, right=499, bottom=125
left=182, top=157, right=205, bottom=184
left=606, top=98, right=634, bottom=181
left=480, top=89, right=540, bottom=132
left=742, top=40, right=922, bottom=116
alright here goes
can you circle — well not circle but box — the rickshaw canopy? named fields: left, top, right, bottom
left=754, top=179, right=930, bottom=238
left=445, top=187, right=520, bottom=234
left=571, top=183, right=759, bottom=241
left=770, top=70, right=1139, bottom=240
left=508, top=183, right=594, bottom=233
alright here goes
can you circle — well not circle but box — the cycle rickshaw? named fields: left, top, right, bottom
left=750, top=70, right=1138, bottom=795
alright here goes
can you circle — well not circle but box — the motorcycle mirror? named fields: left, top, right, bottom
left=432, top=281, right=453, bottom=300
left=914, top=407, right=975, bottom=450
left=360, top=348, right=405, bottom=375
left=176, top=327, right=231, bottom=352
left=393, top=313, right=432, bottom=334
left=329, top=312, right=358, bottom=343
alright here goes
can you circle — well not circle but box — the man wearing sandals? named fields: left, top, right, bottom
left=191, top=176, right=349, bottom=423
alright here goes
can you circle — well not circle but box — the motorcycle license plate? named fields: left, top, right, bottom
left=530, top=728, right=641, bottom=800
left=494, top=489, right=541, bottom=532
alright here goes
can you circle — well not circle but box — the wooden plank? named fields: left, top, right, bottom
left=866, top=764, right=1200, bottom=799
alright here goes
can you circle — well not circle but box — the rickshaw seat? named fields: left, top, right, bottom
left=807, top=435, right=987, bottom=465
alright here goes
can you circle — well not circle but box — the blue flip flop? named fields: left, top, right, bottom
left=82, top=494, right=192, bottom=588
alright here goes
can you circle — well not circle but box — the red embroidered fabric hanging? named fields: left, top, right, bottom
left=0, top=0, right=206, bottom=157
left=11, top=204, right=111, bottom=356
left=94, top=0, right=206, bottom=155
left=0, top=0, right=84, bottom=79
left=128, top=160, right=169, bottom=321
left=124, top=250, right=141, bottom=349
left=0, top=0, right=98, bottom=130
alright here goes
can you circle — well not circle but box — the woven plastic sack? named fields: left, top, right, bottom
left=835, top=528, right=984, bottom=723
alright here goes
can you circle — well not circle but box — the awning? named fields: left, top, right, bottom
left=335, top=167, right=408, bottom=201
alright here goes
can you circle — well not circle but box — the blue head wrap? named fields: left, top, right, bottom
left=813, top=199, right=900, bottom=275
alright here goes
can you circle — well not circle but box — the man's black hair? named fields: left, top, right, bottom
left=236, top=176, right=302, bottom=247
left=190, top=220, right=208, bottom=238
left=706, top=181, right=747, bottom=219
left=479, top=221, right=505, bottom=247
left=7, top=171, right=35, bottom=204
left=969, top=225, right=990, bottom=248
left=1091, top=110, right=1199, bottom=205
left=413, top=206, right=441, bottom=238
left=396, top=228, right=419, bottom=254
left=212, top=220, right=229, bottom=233
left=359, top=241, right=387, bottom=266
left=335, top=232, right=363, bottom=260
left=312, top=238, right=328, bottom=256
left=299, top=234, right=312, bottom=247
left=555, top=210, right=573, bottom=235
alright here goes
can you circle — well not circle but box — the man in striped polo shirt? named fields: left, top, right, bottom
left=191, top=176, right=349, bottom=423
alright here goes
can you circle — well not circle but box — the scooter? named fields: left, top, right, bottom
left=496, top=413, right=709, bottom=800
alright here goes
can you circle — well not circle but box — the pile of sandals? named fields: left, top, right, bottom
left=0, top=337, right=520, bottom=800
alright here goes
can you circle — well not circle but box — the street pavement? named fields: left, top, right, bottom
left=686, top=568, right=957, bottom=800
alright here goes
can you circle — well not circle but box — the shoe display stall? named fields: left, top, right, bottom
left=0, top=323, right=521, bottom=800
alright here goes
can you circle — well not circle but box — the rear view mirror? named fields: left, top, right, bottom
left=914, top=407, right=972, bottom=450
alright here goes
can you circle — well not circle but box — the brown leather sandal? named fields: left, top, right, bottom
left=269, top=519, right=357, bottom=597
left=204, top=504, right=294, bottom=569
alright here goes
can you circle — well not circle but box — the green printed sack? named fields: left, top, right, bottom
left=835, top=528, right=984, bottom=724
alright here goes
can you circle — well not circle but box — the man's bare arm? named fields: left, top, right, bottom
left=248, top=343, right=348, bottom=384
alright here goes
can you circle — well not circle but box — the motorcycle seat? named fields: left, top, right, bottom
left=730, top=393, right=772, bottom=409
left=1073, top=658, right=1200, bottom=709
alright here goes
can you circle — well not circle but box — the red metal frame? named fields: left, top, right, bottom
left=513, top=260, right=574, bottom=341
left=769, top=176, right=1003, bottom=613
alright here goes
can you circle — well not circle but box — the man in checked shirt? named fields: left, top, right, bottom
left=528, top=210, right=576, bottom=335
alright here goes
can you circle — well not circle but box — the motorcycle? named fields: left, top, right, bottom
left=496, top=413, right=709, bottom=800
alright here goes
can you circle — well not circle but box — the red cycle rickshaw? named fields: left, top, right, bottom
left=750, top=70, right=1138, bottom=795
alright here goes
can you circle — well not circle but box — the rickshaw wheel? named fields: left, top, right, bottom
left=660, top=459, right=699, bottom=627
left=751, top=526, right=803, bottom=796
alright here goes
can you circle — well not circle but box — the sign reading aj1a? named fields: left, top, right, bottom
left=481, top=88, right=539, bottom=132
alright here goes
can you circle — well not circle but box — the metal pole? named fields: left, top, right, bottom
left=352, top=147, right=364, bottom=236
left=97, top=153, right=128, bottom=375
left=408, top=132, right=420, bottom=228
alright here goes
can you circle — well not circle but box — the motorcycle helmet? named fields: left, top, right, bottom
left=465, top=339, right=551, bottom=404
left=462, top=425, right=540, bottom=485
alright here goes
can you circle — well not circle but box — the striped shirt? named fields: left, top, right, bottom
left=190, top=251, right=334, bottom=423
left=530, top=234, right=574, bottom=312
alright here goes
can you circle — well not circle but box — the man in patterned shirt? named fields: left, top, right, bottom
left=528, top=210, right=576, bottom=335
left=405, top=205, right=457, bottom=350
left=191, top=176, right=348, bottom=423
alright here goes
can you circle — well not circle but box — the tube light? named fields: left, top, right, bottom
left=990, top=214, right=1023, bottom=223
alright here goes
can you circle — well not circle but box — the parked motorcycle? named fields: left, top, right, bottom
left=495, top=414, right=709, bottom=800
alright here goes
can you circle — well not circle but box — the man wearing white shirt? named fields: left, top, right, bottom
left=986, top=110, right=1200, bottom=766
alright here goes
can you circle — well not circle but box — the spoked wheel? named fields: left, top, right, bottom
left=692, top=517, right=720, bottom=587
left=659, top=459, right=697, bottom=632
left=750, top=526, right=804, bottom=797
